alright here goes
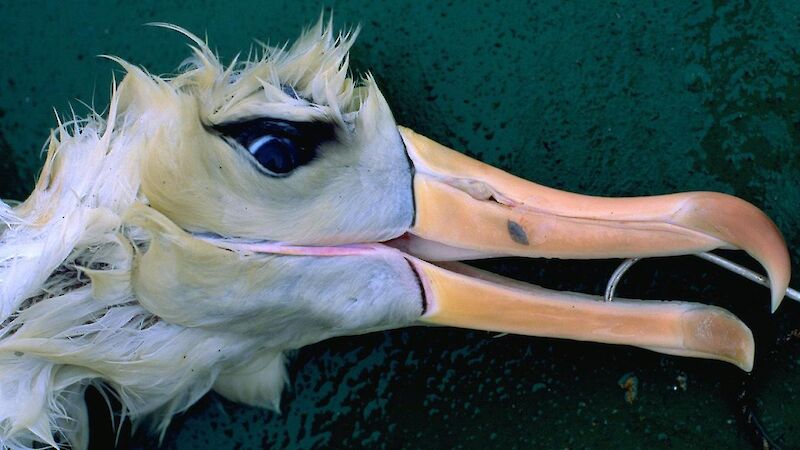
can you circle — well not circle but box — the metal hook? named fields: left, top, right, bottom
left=604, top=257, right=641, bottom=302
left=696, top=252, right=800, bottom=302
left=603, top=252, right=800, bottom=304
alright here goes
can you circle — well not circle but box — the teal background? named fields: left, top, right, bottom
left=1, top=1, right=799, bottom=448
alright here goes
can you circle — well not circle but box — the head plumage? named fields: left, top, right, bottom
left=0, top=18, right=389, bottom=449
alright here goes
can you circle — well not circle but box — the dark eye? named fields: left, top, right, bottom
left=247, top=135, right=298, bottom=174
left=212, top=118, right=336, bottom=176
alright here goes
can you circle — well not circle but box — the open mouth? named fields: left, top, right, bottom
left=199, top=126, right=793, bottom=372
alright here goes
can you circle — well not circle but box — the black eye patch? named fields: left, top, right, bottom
left=212, top=118, right=336, bottom=176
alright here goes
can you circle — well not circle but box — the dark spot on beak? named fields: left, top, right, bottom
left=507, top=220, right=529, bottom=245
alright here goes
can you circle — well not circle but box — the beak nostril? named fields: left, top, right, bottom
left=449, top=178, right=496, bottom=201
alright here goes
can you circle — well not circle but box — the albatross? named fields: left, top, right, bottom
left=0, top=19, right=793, bottom=449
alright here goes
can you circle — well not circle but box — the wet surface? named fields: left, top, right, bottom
left=1, top=1, right=799, bottom=448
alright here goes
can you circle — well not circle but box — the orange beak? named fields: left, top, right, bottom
left=392, top=127, right=792, bottom=371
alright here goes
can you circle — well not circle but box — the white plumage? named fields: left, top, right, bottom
left=0, top=19, right=420, bottom=449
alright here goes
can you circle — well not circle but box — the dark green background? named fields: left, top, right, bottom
left=1, top=1, right=798, bottom=448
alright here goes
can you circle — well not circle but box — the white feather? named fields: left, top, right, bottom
left=0, top=18, right=419, bottom=449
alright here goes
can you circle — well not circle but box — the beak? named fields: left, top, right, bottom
left=394, top=127, right=792, bottom=371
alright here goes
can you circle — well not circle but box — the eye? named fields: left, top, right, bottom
left=212, top=118, right=336, bottom=176
left=247, top=135, right=299, bottom=174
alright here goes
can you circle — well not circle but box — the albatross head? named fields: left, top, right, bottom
left=0, top=18, right=791, bottom=449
